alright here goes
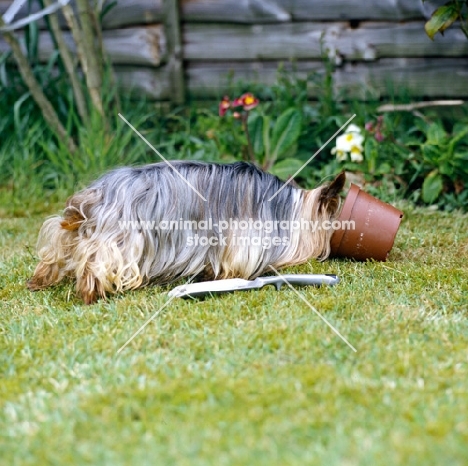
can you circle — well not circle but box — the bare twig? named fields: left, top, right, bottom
left=61, top=2, right=87, bottom=75
left=91, top=1, right=121, bottom=112
left=90, top=3, right=104, bottom=65
left=163, top=0, right=185, bottom=104
left=43, top=0, right=88, bottom=122
left=75, top=0, right=104, bottom=115
left=0, top=16, right=77, bottom=153
left=377, top=100, right=464, bottom=113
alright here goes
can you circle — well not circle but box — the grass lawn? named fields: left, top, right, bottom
left=1, top=205, right=467, bottom=465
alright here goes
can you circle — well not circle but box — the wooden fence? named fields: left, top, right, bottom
left=1, top=0, right=467, bottom=101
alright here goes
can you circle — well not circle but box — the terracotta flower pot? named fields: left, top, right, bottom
left=330, top=184, right=403, bottom=261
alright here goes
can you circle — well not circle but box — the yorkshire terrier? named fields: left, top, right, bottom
left=27, top=161, right=345, bottom=304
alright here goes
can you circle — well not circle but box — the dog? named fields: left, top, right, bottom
left=27, top=161, right=345, bottom=304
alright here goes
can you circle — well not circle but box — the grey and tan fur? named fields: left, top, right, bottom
left=27, top=161, right=345, bottom=304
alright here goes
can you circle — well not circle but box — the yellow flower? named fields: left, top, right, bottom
left=232, top=93, right=259, bottom=111
left=335, top=131, right=364, bottom=153
left=350, top=146, right=364, bottom=162
left=244, top=95, right=255, bottom=106
left=332, top=125, right=365, bottom=163
left=331, top=147, right=347, bottom=161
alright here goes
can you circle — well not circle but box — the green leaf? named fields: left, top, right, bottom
left=45, top=50, right=60, bottom=77
left=263, top=115, right=271, bottom=160
left=101, top=0, right=118, bottom=21
left=269, top=158, right=304, bottom=181
left=425, top=4, right=459, bottom=40
left=13, top=92, right=31, bottom=134
left=278, top=142, right=298, bottom=161
left=0, top=52, right=10, bottom=88
left=271, top=108, right=302, bottom=162
left=426, top=122, right=447, bottom=145
left=448, top=124, right=468, bottom=153
left=247, top=114, right=264, bottom=156
left=422, top=170, right=444, bottom=203
left=422, top=143, right=440, bottom=164
left=364, top=138, right=378, bottom=173
left=438, top=161, right=453, bottom=176
left=376, top=162, right=392, bottom=175
left=26, top=18, right=39, bottom=63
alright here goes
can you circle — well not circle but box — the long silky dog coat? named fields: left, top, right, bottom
left=28, top=161, right=345, bottom=303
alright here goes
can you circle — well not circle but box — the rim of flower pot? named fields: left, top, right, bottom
left=330, top=183, right=360, bottom=255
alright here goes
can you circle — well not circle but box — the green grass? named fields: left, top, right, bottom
left=1, top=205, right=467, bottom=465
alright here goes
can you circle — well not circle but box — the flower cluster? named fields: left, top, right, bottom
left=332, top=124, right=365, bottom=162
left=365, top=116, right=385, bottom=142
left=219, top=93, right=259, bottom=118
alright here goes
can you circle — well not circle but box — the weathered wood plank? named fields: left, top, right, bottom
left=289, top=0, right=443, bottom=21
left=181, top=0, right=443, bottom=22
left=164, top=0, right=185, bottom=103
left=334, top=58, right=468, bottom=99
left=184, top=22, right=468, bottom=61
left=102, top=0, right=163, bottom=28
left=184, top=59, right=468, bottom=98
left=4, top=20, right=463, bottom=67
left=0, top=0, right=163, bottom=30
left=116, top=66, right=172, bottom=100
left=332, top=21, right=468, bottom=60
left=0, top=26, right=165, bottom=66
left=113, top=58, right=468, bottom=99
left=185, top=61, right=323, bottom=97
left=0, top=0, right=444, bottom=28
left=181, top=0, right=291, bottom=23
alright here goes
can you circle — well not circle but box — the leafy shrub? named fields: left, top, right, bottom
left=1, top=58, right=467, bottom=214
